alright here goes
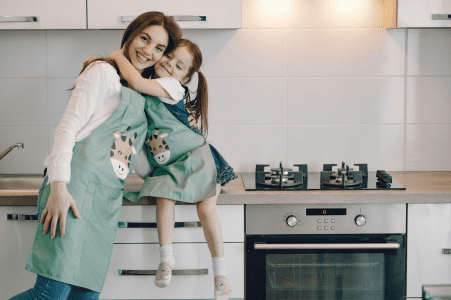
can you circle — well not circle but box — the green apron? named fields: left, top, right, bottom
left=125, top=96, right=216, bottom=203
left=25, top=86, right=147, bottom=293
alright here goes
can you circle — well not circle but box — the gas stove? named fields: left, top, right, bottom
left=242, top=162, right=406, bottom=191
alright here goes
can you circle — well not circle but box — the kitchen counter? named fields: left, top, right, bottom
left=423, top=285, right=451, bottom=300
left=1, top=171, right=450, bottom=206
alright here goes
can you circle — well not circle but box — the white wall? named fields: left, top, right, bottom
left=1, top=0, right=450, bottom=174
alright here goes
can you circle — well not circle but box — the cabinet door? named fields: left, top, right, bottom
left=115, top=205, right=244, bottom=243
left=407, top=204, right=451, bottom=298
left=398, top=0, right=451, bottom=28
left=0, top=0, right=86, bottom=29
left=100, top=243, right=244, bottom=299
left=0, top=206, right=38, bottom=298
left=87, top=0, right=241, bottom=29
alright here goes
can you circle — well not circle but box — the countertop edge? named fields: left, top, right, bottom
left=2, top=172, right=451, bottom=206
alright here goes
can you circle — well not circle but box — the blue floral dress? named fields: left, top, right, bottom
left=163, top=96, right=238, bottom=186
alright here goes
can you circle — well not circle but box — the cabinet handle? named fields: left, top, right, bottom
left=432, top=14, right=451, bottom=20
left=442, top=248, right=451, bottom=254
left=121, top=15, right=207, bottom=22
left=255, top=243, right=400, bottom=250
left=118, top=268, right=208, bottom=276
left=7, top=214, right=38, bottom=221
left=0, top=16, right=39, bottom=22
left=118, top=221, right=202, bottom=228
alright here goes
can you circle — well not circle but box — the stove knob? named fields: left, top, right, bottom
left=355, top=215, right=366, bottom=226
left=286, top=215, right=297, bottom=227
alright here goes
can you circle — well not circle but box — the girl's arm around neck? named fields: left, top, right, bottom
left=110, top=50, right=173, bottom=99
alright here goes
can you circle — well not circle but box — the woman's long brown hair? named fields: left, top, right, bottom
left=75, top=11, right=181, bottom=80
left=179, top=39, right=209, bottom=138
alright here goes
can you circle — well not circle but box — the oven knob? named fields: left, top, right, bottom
left=355, top=215, right=366, bottom=226
left=286, top=215, right=297, bottom=227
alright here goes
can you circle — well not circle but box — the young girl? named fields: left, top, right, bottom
left=10, top=12, right=182, bottom=300
left=108, top=39, right=237, bottom=300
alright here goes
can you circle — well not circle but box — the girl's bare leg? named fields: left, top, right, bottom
left=155, top=197, right=176, bottom=288
left=196, top=184, right=231, bottom=299
left=156, top=197, right=176, bottom=246
left=196, top=184, right=224, bottom=256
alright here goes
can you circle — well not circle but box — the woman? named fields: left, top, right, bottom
left=9, top=11, right=182, bottom=300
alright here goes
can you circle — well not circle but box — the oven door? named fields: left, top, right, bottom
left=246, top=234, right=406, bottom=300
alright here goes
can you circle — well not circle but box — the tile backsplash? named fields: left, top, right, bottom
left=1, top=0, right=450, bottom=174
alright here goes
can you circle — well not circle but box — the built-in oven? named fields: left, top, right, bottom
left=246, top=204, right=406, bottom=300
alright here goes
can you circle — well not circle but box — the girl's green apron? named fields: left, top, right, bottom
left=26, top=87, right=147, bottom=293
left=125, top=95, right=216, bottom=203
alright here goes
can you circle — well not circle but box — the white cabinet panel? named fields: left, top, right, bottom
left=87, top=0, right=241, bottom=29
left=0, top=207, right=38, bottom=299
left=100, top=243, right=244, bottom=299
left=115, top=205, right=244, bottom=243
left=0, top=0, right=86, bottom=29
left=398, top=0, right=451, bottom=28
left=407, top=204, right=451, bottom=298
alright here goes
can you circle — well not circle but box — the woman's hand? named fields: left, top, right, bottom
left=186, top=107, right=198, bottom=127
left=40, top=181, right=81, bottom=239
left=83, top=56, right=100, bottom=69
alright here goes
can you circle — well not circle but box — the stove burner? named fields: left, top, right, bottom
left=270, top=167, right=292, bottom=176
left=256, top=162, right=307, bottom=189
left=321, top=162, right=364, bottom=188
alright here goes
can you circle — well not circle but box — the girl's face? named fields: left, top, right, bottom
left=127, top=25, right=169, bottom=73
left=154, top=46, right=193, bottom=84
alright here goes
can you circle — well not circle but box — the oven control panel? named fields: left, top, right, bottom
left=246, top=204, right=406, bottom=235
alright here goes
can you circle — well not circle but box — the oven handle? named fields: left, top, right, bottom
left=254, top=243, right=400, bottom=250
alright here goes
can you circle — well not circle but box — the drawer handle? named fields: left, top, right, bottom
left=7, top=214, right=38, bottom=221
left=255, top=243, right=400, bottom=250
left=121, top=15, right=207, bottom=22
left=432, top=14, right=451, bottom=20
left=442, top=248, right=451, bottom=254
left=0, top=16, right=39, bottom=22
left=118, top=268, right=208, bottom=276
left=118, top=221, right=202, bottom=228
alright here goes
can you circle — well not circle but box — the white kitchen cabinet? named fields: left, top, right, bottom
left=100, top=243, right=244, bottom=299
left=398, top=0, right=451, bottom=28
left=407, top=204, right=451, bottom=298
left=0, top=0, right=86, bottom=29
left=87, top=0, right=241, bottom=29
left=102, top=204, right=245, bottom=299
left=0, top=206, right=38, bottom=298
left=115, top=205, right=244, bottom=243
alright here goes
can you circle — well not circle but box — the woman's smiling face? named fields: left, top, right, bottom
left=127, top=25, right=169, bottom=73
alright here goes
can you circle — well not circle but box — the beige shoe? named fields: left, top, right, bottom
left=154, top=262, right=173, bottom=288
left=214, top=275, right=232, bottom=300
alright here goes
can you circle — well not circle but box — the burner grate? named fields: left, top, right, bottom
left=255, top=162, right=307, bottom=189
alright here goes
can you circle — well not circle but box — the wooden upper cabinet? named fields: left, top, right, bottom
left=87, top=0, right=241, bottom=29
left=0, top=0, right=86, bottom=29
left=384, top=0, right=451, bottom=28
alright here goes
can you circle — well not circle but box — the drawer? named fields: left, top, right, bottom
left=0, top=206, right=38, bottom=298
left=115, top=205, right=244, bottom=243
left=87, top=0, right=241, bottom=29
left=100, top=243, right=244, bottom=299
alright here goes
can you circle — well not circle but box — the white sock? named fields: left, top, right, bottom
left=212, top=256, right=227, bottom=277
left=160, top=244, right=176, bottom=266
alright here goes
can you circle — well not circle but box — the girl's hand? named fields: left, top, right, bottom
left=83, top=56, right=100, bottom=69
left=40, top=181, right=81, bottom=239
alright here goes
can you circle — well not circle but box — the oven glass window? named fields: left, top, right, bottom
left=266, top=253, right=384, bottom=300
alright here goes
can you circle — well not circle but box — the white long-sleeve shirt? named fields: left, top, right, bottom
left=45, top=61, right=184, bottom=184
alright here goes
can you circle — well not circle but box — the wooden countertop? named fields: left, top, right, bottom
left=1, top=172, right=451, bottom=206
